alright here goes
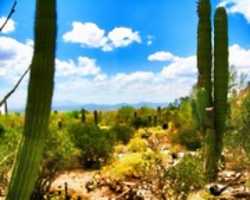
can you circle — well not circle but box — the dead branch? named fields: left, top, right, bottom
left=0, top=67, right=30, bottom=107
left=0, top=0, right=17, bottom=32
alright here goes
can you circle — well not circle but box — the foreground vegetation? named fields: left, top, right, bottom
left=0, top=85, right=249, bottom=199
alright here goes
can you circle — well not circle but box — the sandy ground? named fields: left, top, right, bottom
left=50, top=169, right=114, bottom=200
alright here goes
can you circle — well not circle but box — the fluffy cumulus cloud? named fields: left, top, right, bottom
left=63, top=22, right=141, bottom=51
left=160, top=56, right=197, bottom=80
left=0, top=36, right=32, bottom=80
left=56, top=57, right=101, bottom=77
left=0, top=17, right=16, bottom=33
left=148, top=51, right=179, bottom=62
left=219, top=0, right=250, bottom=23
left=229, top=44, right=250, bottom=74
left=1, top=35, right=250, bottom=109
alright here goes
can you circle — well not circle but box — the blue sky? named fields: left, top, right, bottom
left=0, top=0, right=250, bottom=109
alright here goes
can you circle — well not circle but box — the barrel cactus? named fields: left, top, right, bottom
left=6, top=0, right=57, bottom=199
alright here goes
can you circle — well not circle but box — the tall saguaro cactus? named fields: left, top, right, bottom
left=195, top=0, right=229, bottom=181
left=197, top=0, right=212, bottom=105
left=6, top=0, right=57, bottom=199
left=214, top=7, right=229, bottom=165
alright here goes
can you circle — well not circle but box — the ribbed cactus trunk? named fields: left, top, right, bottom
left=81, top=108, right=86, bottom=123
left=94, top=110, right=98, bottom=125
left=6, top=0, right=57, bottom=199
left=195, top=0, right=229, bottom=181
left=197, top=0, right=212, bottom=105
left=196, top=0, right=214, bottom=180
left=213, top=7, right=229, bottom=172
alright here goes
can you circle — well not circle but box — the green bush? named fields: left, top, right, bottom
left=172, top=128, right=202, bottom=151
left=31, top=126, right=78, bottom=198
left=69, top=123, right=114, bottom=169
left=0, top=125, right=21, bottom=193
left=111, top=124, right=134, bottom=144
left=131, top=116, right=150, bottom=129
left=241, top=92, right=250, bottom=156
left=165, top=155, right=206, bottom=199
left=0, top=123, right=6, bottom=137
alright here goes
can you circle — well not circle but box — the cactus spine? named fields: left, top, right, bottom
left=6, top=0, right=57, bottom=199
left=196, top=0, right=229, bottom=181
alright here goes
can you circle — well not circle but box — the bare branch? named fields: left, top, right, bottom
left=0, top=67, right=30, bottom=107
left=0, top=0, right=17, bottom=32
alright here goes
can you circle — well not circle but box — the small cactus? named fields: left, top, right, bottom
left=94, top=110, right=98, bottom=125
left=81, top=108, right=86, bottom=123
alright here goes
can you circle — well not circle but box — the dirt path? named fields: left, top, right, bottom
left=50, top=169, right=114, bottom=200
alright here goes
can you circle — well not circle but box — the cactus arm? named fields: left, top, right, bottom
left=214, top=7, right=229, bottom=159
left=197, top=0, right=212, bottom=105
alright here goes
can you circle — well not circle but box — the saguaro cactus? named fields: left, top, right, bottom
left=94, top=110, right=98, bottom=125
left=81, top=108, right=86, bottom=123
left=195, top=0, right=229, bottom=181
left=6, top=0, right=57, bottom=199
left=213, top=7, right=229, bottom=166
left=205, top=7, right=229, bottom=180
left=197, top=0, right=212, bottom=105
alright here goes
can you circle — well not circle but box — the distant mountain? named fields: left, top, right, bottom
left=52, top=102, right=168, bottom=111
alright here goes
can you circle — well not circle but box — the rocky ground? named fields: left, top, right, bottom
left=49, top=162, right=250, bottom=200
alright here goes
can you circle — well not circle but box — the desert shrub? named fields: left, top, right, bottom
left=69, top=123, right=114, bottom=169
left=127, top=137, right=147, bottom=153
left=131, top=116, right=150, bottom=129
left=43, top=126, right=78, bottom=171
left=165, top=155, right=206, bottom=199
left=116, top=106, right=135, bottom=124
left=0, top=123, right=6, bottom=137
left=0, top=125, right=21, bottom=193
left=111, top=124, right=134, bottom=144
left=171, top=128, right=202, bottom=151
left=102, top=150, right=158, bottom=180
left=227, top=91, right=250, bottom=159
left=31, top=126, right=78, bottom=198
left=240, top=92, right=250, bottom=156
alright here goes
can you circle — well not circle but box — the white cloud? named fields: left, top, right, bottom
left=0, top=36, right=33, bottom=80
left=56, top=57, right=102, bottom=77
left=229, top=44, right=250, bottom=75
left=63, top=22, right=107, bottom=48
left=161, top=56, right=197, bottom=80
left=218, top=0, right=250, bottom=23
left=63, top=22, right=141, bottom=51
left=148, top=51, right=179, bottom=62
left=105, top=27, right=141, bottom=49
left=1, top=35, right=250, bottom=109
left=0, top=17, right=15, bottom=33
